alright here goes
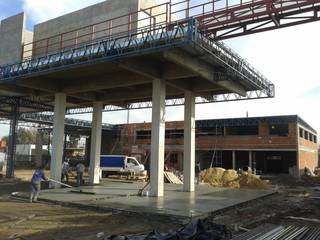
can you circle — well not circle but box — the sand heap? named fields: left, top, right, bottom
left=200, top=167, right=225, bottom=187
left=200, top=167, right=268, bottom=189
left=238, top=172, right=268, bottom=189
left=222, top=169, right=240, bottom=188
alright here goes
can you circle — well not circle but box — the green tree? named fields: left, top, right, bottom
left=2, top=128, right=37, bottom=145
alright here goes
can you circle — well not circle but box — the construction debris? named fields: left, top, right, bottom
left=200, top=168, right=268, bottom=189
left=105, top=218, right=231, bottom=240
left=232, top=224, right=320, bottom=239
left=164, top=171, right=183, bottom=184
left=284, top=216, right=320, bottom=224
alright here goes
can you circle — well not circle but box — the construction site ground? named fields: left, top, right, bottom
left=0, top=170, right=320, bottom=240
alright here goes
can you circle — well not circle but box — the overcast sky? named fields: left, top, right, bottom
left=0, top=0, right=319, bottom=138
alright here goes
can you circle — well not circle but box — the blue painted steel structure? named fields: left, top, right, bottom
left=0, top=20, right=274, bottom=99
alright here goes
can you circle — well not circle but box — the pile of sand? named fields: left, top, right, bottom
left=238, top=172, right=268, bottom=189
left=200, top=167, right=225, bottom=187
left=200, top=168, right=268, bottom=189
left=222, top=170, right=240, bottom=188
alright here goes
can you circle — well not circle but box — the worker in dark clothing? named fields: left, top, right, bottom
left=61, top=160, right=70, bottom=183
left=195, top=161, right=201, bottom=184
left=30, top=166, right=48, bottom=203
left=76, top=163, right=85, bottom=186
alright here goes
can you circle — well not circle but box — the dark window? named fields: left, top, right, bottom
left=165, top=129, right=184, bottom=139
left=304, top=131, right=309, bottom=140
left=314, top=135, right=318, bottom=143
left=299, top=128, right=304, bottom=138
left=269, top=124, right=289, bottom=136
left=136, top=130, right=151, bottom=140
left=309, top=133, right=313, bottom=142
left=226, top=126, right=258, bottom=136
left=197, top=127, right=224, bottom=137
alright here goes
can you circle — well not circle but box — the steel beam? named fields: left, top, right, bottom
left=6, top=103, right=19, bottom=178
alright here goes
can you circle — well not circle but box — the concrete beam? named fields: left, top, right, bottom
left=0, top=84, right=40, bottom=96
left=163, top=49, right=247, bottom=96
left=150, top=78, right=166, bottom=197
left=89, top=101, right=103, bottom=185
left=62, top=73, right=151, bottom=94
left=183, top=90, right=195, bottom=192
left=162, top=63, right=198, bottom=80
left=16, top=79, right=59, bottom=93
left=166, top=79, right=192, bottom=92
left=118, top=59, right=161, bottom=79
left=50, top=93, right=66, bottom=188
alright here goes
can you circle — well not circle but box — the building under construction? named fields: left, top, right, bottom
left=115, top=115, right=318, bottom=176
left=0, top=0, right=320, bottom=198
left=2, top=2, right=320, bottom=238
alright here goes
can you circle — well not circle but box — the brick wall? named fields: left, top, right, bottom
left=123, top=121, right=298, bottom=151
left=298, top=124, right=318, bottom=173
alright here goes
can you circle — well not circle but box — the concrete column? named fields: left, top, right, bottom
left=183, top=91, right=195, bottom=192
left=50, top=93, right=66, bottom=188
left=89, top=101, right=103, bottom=185
left=150, top=79, right=166, bottom=197
left=232, top=151, right=236, bottom=170
left=35, top=131, right=43, bottom=167
left=249, top=151, right=252, bottom=169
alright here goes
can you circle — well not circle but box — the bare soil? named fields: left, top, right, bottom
left=1, top=170, right=320, bottom=239
left=0, top=171, right=180, bottom=240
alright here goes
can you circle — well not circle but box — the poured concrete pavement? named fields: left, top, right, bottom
left=24, top=180, right=274, bottom=218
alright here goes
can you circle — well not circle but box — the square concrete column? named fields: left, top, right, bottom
left=50, top=93, right=66, bottom=188
left=89, top=101, right=103, bottom=185
left=232, top=151, right=236, bottom=170
left=249, top=151, right=253, bottom=169
left=183, top=91, right=195, bottom=192
left=150, top=78, right=166, bottom=197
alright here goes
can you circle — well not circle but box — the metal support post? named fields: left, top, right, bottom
left=6, top=102, right=19, bottom=178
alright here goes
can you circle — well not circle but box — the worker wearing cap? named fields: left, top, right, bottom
left=30, top=165, right=48, bottom=203
left=76, top=162, right=85, bottom=186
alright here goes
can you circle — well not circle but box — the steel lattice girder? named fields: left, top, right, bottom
left=198, top=0, right=320, bottom=40
left=0, top=20, right=273, bottom=97
left=0, top=97, right=53, bottom=112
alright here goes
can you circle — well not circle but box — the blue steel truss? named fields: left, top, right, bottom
left=0, top=19, right=274, bottom=97
left=19, top=113, right=114, bottom=130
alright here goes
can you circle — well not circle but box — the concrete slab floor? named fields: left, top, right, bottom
left=19, top=180, right=275, bottom=218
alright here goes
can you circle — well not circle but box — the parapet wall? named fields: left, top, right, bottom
left=32, top=0, right=159, bottom=57
left=0, top=13, right=32, bottom=65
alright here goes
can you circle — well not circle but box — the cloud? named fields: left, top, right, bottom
left=22, top=0, right=105, bottom=24
left=10, top=1, right=320, bottom=133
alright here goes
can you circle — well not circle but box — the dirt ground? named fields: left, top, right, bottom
left=213, top=175, right=320, bottom=230
left=0, top=170, right=320, bottom=239
left=0, top=170, right=181, bottom=240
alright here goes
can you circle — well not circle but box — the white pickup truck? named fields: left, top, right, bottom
left=100, top=155, right=145, bottom=178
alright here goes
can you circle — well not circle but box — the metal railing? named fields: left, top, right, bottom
left=18, top=0, right=320, bottom=58
left=0, top=0, right=281, bottom=99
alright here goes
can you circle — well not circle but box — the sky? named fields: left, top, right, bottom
left=0, top=0, right=319, bottom=138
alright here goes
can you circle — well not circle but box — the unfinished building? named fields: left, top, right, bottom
left=115, top=115, right=318, bottom=176
left=1, top=0, right=320, bottom=197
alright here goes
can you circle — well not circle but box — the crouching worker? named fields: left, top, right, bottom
left=30, top=165, right=48, bottom=203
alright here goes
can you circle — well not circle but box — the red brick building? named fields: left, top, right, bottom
left=109, top=115, right=318, bottom=176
